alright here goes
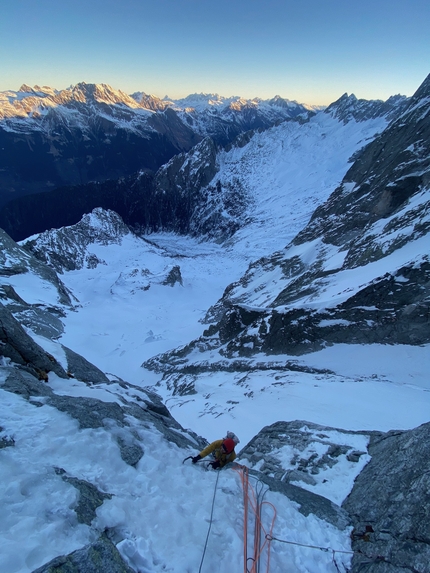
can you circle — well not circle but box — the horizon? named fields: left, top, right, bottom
left=1, top=0, right=429, bottom=107
left=0, top=77, right=421, bottom=109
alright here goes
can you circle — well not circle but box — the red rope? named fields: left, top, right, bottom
left=234, top=467, right=277, bottom=573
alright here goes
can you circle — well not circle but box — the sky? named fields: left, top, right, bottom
left=1, top=0, right=429, bottom=105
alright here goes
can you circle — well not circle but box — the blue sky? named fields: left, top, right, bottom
left=1, top=0, right=429, bottom=105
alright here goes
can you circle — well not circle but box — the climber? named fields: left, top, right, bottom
left=192, top=435, right=238, bottom=469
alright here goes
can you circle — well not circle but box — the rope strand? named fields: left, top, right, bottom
left=198, top=471, right=220, bottom=573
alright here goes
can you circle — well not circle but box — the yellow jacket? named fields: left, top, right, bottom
left=199, top=439, right=237, bottom=467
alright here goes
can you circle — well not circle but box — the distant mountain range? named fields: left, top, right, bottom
left=0, top=82, right=315, bottom=211
left=0, top=82, right=408, bottom=241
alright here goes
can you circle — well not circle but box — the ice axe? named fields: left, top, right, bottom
left=182, top=455, right=206, bottom=464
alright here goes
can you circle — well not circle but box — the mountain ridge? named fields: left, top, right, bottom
left=0, top=86, right=407, bottom=241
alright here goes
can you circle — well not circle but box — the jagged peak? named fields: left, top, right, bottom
left=33, top=81, right=138, bottom=109
left=17, top=84, right=57, bottom=97
left=267, top=95, right=301, bottom=108
left=18, top=84, right=35, bottom=93
left=130, top=91, right=172, bottom=111
left=411, top=73, right=430, bottom=101
left=323, top=90, right=407, bottom=124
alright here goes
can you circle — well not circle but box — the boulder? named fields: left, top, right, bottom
left=0, top=304, right=68, bottom=379
left=31, top=535, right=134, bottom=573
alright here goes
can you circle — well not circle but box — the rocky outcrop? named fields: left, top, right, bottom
left=240, top=420, right=370, bottom=485
left=21, top=208, right=132, bottom=273
left=0, top=305, right=67, bottom=379
left=0, top=226, right=77, bottom=352
left=343, top=422, right=430, bottom=573
left=54, top=467, right=113, bottom=526
left=162, top=265, right=183, bottom=287
left=238, top=420, right=369, bottom=529
left=31, top=535, right=135, bottom=573
left=0, top=227, right=74, bottom=305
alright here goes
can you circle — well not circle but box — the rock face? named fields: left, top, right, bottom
left=0, top=225, right=76, bottom=348
left=0, top=305, right=67, bottom=380
left=21, top=208, right=132, bottom=273
left=343, top=422, right=430, bottom=573
left=0, top=227, right=74, bottom=305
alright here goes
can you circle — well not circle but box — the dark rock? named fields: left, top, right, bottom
left=0, top=426, right=15, bottom=449
left=54, top=468, right=113, bottom=526
left=31, top=534, right=134, bottom=573
left=252, top=471, right=350, bottom=531
left=0, top=367, right=54, bottom=400
left=0, top=304, right=68, bottom=379
left=343, top=422, right=430, bottom=572
left=346, top=450, right=366, bottom=463
left=0, top=284, right=65, bottom=339
left=162, top=265, right=183, bottom=287
left=63, top=346, right=111, bottom=385
left=0, top=227, right=74, bottom=306
left=51, top=395, right=126, bottom=430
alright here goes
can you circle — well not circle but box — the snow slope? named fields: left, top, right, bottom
left=0, top=373, right=353, bottom=573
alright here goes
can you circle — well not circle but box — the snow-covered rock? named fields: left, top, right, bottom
left=21, top=208, right=132, bottom=273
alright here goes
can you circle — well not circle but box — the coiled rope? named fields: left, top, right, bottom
left=234, top=466, right=277, bottom=573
